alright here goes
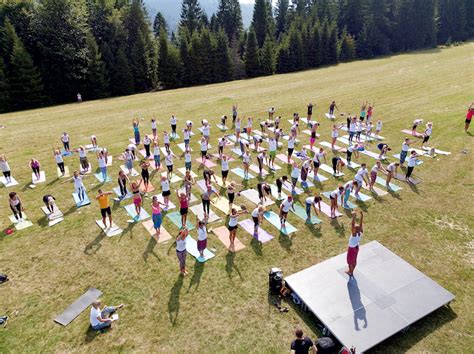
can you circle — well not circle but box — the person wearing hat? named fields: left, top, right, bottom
left=90, top=299, right=123, bottom=331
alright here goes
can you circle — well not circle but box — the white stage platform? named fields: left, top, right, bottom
left=285, top=241, right=454, bottom=353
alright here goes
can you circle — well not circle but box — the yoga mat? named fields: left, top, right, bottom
left=321, top=191, right=356, bottom=208
left=393, top=154, right=423, bottom=165
left=350, top=191, right=372, bottom=202
left=375, top=176, right=402, bottom=192
left=282, top=136, right=300, bottom=143
left=308, top=171, right=329, bottom=182
left=112, top=187, right=132, bottom=200
left=240, top=132, right=249, bottom=140
left=240, top=189, right=274, bottom=207
left=0, top=176, right=19, bottom=187
left=361, top=184, right=389, bottom=196
left=61, top=150, right=73, bottom=156
left=177, top=189, right=198, bottom=204
left=32, top=171, right=46, bottom=184
left=124, top=204, right=151, bottom=222
left=177, top=143, right=192, bottom=152
left=213, top=175, right=228, bottom=187
left=106, top=156, right=113, bottom=166
left=129, top=138, right=138, bottom=144
left=94, top=173, right=112, bottom=183
left=8, top=214, right=33, bottom=230
left=264, top=160, right=282, bottom=170
left=166, top=211, right=195, bottom=230
left=195, top=158, right=217, bottom=168
left=319, top=163, right=344, bottom=177
left=276, top=153, right=294, bottom=164
left=95, top=220, right=123, bottom=237
left=320, top=141, right=344, bottom=151
left=161, top=172, right=182, bottom=184
left=231, top=167, right=255, bottom=180
left=139, top=149, right=154, bottom=160
left=298, top=177, right=314, bottom=188
left=57, top=166, right=70, bottom=178
left=185, top=235, right=215, bottom=262
left=282, top=182, right=304, bottom=195
left=249, top=164, right=268, bottom=177
left=239, top=219, right=274, bottom=243
left=210, top=196, right=240, bottom=214
left=72, top=193, right=90, bottom=207
left=263, top=211, right=297, bottom=235
left=120, top=165, right=139, bottom=177
left=401, top=129, right=423, bottom=138
left=319, top=201, right=342, bottom=218
left=231, top=148, right=244, bottom=157
left=41, top=206, right=64, bottom=226
left=422, top=146, right=451, bottom=155
left=217, top=124, right=228, bottom=130
left=360, top=149, right=386, bottom=160
left=190, top=204, right=221, bottom=223
left=291, top=203, right=322, bottom=224
left=169, top=133, right=180, bottom=139
left=325, top=113, right=336, bottom=119
left=395, top=173, right=422, bottom=185
left=160, top=147, right=174, bottom=156
left=54, top=288, right=102, bottom=326
left=141, top=220, right=172, bottom=243
left=177, top=167, right=197, bottom=178
left=79, top=164, right=92, bottom=175
left=154, top=194, right=176, bottom=210
left=139, top=181, right=155, bottom=193
left=212, top=226, right=245, bottom=251
left=340, top=158, right=360, bottom=169
left=270, top=184, right=287, bottom=200
left=212, top=153, right=234, bottom=161
left=196, top=179, right=218, bottom=193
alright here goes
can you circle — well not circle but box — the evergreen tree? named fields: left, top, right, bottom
left=244, top=28, right=260, bottom=77
left=328, top=22, right=339, bottom=63
left=199, top=29, right=214, bottom=83
left=229, top=36, right=246, bottom=79
left=438, top=0, right=467, bottom=43
left=216, top=0, right=243, bottom=42
left=0, top=18, right=16, bottom=67
left=465, top=0, right=474, bottom=37
left=33, top=0, right=89, bottom=103
left=85, top=33, right=109, bottom=99
left=259, top=36, right=275, bottom=75
left=276, top=39, right=291, bottom=73
left=158, top=31, right=181, bottom=88
left=210, top=14, right=219, bottom=33
left=320, top=19, right=330, bottom=64
left=252, top=0, right=272, bottom=47
left=275, top=0, right=290, bottom=40
left=86, top=0, right=113, bottom=46
left=179, top=32, right=192, bottom=85
left=311, top=23, right=322, bottom=67
left=8, top=29, right=44, bottom=110
left=356, top=21, right=374, bottom=58
left=111, top=47, right=134, bottom=96
left=367, top=0, right=390, bottom=55
left=339, top=28, right=356, bottom=61
left=153, top=12, right=168, bottom=38
left=341, top=0, right=365, bottom=37
left=212, top=30, right=232, bottom=82
left=0, top=57, right=10, bottom=112
left=180, top=0, right=204, bottom=34
left=287, top=26, right=303, bottom=70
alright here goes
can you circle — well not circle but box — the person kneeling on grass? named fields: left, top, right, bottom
left=90, top=299, right=123, bottom=331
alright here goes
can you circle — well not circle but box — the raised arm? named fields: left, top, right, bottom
left=359, top=211, right=364, bottom=233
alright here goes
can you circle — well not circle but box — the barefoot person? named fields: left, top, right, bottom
left=354, top=164, right=369, bottom=197
left=359, top=101, right=368, bottom=121
left=0, top=154, right=12, bottom=184
left=96, top=189, right=113, bottom=228
left=331, top=156, right=345, bottom=176
left=405, top=151, right=419, bottom=183
left=227, top=208, right=248, bottom=252
left=221, top=155, right=230, bottom=185
left=251, top=205, right=265, bottom=237
left=421, top=122, right=433, bottom=148
left=29, top=158, right=41, bottom=181
left=307, top=103, right=314, bottom=121
left=151, top=196, right=165, bottom=240
left=68, top=170, right=88, bottom=203
left=279, top=195, right=295, bottom=228
left=369, top=160, right=387, bottom=191
left=176, top=226, right=189, bottom=275
left=328, top=100, right=338, bottom=117
left=226, top=181, right=242, bottom=212
left=177, top=191, right=189, bottom=227
left=386, top=162, right=399, bottom=188
left=8, top=192, right=24, bottom=222
left=140, top=160, right=151, bottom=192
left=117, top=170, right=130, bottom=200
left=343, top=180, right=358, bottom=209
left=160, top=175, right=171, bottom=209
left=76, top=146, right=89, bottom=173
left=42, top=194, right=57, bottom=214
left=305, top=194, right=322, bottom=222
left=330, top=186, right=344, bottom=218
left=90, top=300, right=123, bottom=331
left=151, top=118, right=157, bottom=139
left=197, top=216, right=209, bottom=259
left=97, top=150, right=108, bottom=181
left=143, top=135, right=151, bottom=158
left=201, top=185, right=219, bottom=217
left=465, top=103, right=473, bottom=132
left=130, top=179, right=143, bottom=220
left=331, top=124, right=343, bottom=149
left=287, top=136, right=296, bottom=164
left=275, top=175, right=288, bottom=199
left=346, top=211, right=364, bottom=277
left=412, top=118, right=423, bottom=136
left=399, top=138, right=415, bottom=166
left=153, top=141, right=161, bottom=170
left=53, top=149, right=65, bottom=176
left=132, top=118, right=140, bottom=144
left=61, top=132, right=70, bottom=153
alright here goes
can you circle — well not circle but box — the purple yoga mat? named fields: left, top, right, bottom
left=239, top=219, right=274, bottom=243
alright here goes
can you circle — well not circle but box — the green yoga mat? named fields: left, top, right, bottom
left=375, top=176, right=402, bottom=192
left=263, top=211, right=297, bottom=235
left=231, top=167, right=255, bottom=179
left=291, top=203, right=322, bottom=224
left=166, top=211, right=195, bottom=230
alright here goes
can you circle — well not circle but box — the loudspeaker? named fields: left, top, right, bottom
left=269, top=267, right=283, bottom=295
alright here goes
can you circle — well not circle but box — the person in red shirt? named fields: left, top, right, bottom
left=465, top=103, right=473, bottom=132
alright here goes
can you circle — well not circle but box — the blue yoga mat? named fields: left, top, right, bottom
left=263, top=211, right=297, bottom=235
left=124, top=204, right=150, bottom=221
left=292, top=203, right=322, bottom=225
left=94, top=173, right=112, bottom=183
left=186, top=236, right=215, bottom=262
left=72, top=193, right=90, bottom=207
left=351, top=191, right=372, bottom=202
left=375, top=176, right=402, bottom=192
left=166, top=211, right=195, bottom=230
left=231, top=167, right=254, bottom=180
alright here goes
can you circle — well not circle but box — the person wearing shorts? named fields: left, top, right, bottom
left=9, top=192, right=24, bottom=222
left=287, top=137, right=295, bottom=163
left=421, top=122, right=433, bottom=147
left=165, top=151, right=174, bottom=178
left=465, top=103, right=473, bottom=132
left=151, top=196, right=165, bottom=240
left=227, top=208, right=248, bottom=252
left=177, top=191, right=189, bottom=227
left=96, top=190, right=113, bottom=228
left=279, top=195, right=294, bottom=227
left=161, top=176, right=171, bottom=209
left=170, top=115, right=178, bottom=138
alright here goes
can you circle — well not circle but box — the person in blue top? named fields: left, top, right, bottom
left=132, top=118, right=140, bottom=144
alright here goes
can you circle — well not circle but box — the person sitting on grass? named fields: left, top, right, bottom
left=90, top=299, right=123, bottom=331
left=290, top=327, right=317, bottom=354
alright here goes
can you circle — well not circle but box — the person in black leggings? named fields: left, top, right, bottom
left=9, top=192, right=23, bottom=222
left=201, top=185, right=219, bottom=216
left=140, top=160, right=150, bottom=192
left=275, top=176, right=288, bottom=199
left=117, top=170, right=130, bottom=199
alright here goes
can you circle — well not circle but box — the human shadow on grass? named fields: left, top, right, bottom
left=354, top=201, right=369, bottom=213
left=85, top=324, right=111, bottom=343
left=250, top=236, right=263, bottom=257
left=307, top=223, right=322, bottom=238
left=142, top=236, right=160, bottom=263
left=387, top=189, right=402, bottom=200
left=84, top=231, right=106, bottom=255
left=62, top=205, right=78, bottom=218
left=330, top=218, right=346, bottom=237
left=187, top=261, right=204, bottom=292
left=406, top=181, right=420, bottom=194
left=370, top=304, right=456, bottom=352
left=120, top=220, right=138, bottom=241
left=168, top=274, right=184, bottom=326
left=225, top=251, right=242, bottom=280
left=278, top=231, right=292, bottom=252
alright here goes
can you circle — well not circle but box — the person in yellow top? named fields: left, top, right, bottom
left=96, top=189, right=113, bottom=228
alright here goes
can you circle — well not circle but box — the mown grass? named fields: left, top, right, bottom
left=0, top=43, right=473, bottom=353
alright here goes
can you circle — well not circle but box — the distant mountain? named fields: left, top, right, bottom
left=144, top=0, right=254, bottom=32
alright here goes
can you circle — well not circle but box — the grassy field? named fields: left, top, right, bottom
left=0, top=42, right=473, bottom=353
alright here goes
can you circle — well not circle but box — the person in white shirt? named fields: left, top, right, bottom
left=90, top=299, right=123, bottom=331
left=176, top=226, right=189, bottom=275
left=365, top=121, right=373, bottom=140
left=331, top=124, right=344, bottom=149
left=183, top=128, right=191, bottom=146
left=386, top=162, right=399, bottom=188
left=329, top=186, right=344, bottom=218
left=312, top=148, right=326, bottom=177
left=242, top=151, right=251, bottom=179
left=279, top=196, right=295, bottom=227
left=200, top=137, right=209, bottom=163
left=354, top=164, right=369, bottom=197
left=411, top=118, right=423, bottom=136
left=375, top=120, right=383, bottom=137
left=305, top=194, right=322, bottom=222
left=77, top=93, right=82, bottom=103
left=287, top=136, right=295, bottom=163
left=197, top=216, right=209, bottom=259
left=348, top=117, right=357, bottom=143
left=235, top=117, right=241, bottom=140
left=170, top=115, right=178, bottom=138
left=0, top=154, right=12, bottom=183
left=143, top=135, right=151, bottom=158
left=153, top=142, right=161, bottom=170
left=163, top=132, right=170, bottom=154
left=369, top=160, right=387, bottom=191
left=346, top=211, right=364, bottom=277
left=343, top=180, right=358, bottom=209
left=290, top=162, right=300, bottom=194
left=202, top=123, right=210, bottom=142
left=399, top=138, right=414, bottom=165
left=421, top=122, right=433, bottom=148
left=355, top=121, right=363, bottom=142
left=165, top=151, right=175, bottom=178
left=218, top=136, right=227, bottom=157
left=251, top=205, right=265, bottom=237
left=61, top=132, right=70, bottom=152
left=97, top=150, right=108, bottom=181
left=221, top=155, right=230, bottom=184
left=227, top=208, right=249, bottom=252
left=268, top=137, right=277, bottom=169
left=246, top=117, right=253, bottom=136
left=405, top=151, right=419, bottom=182
left=151, top=118, right=157, bottom=139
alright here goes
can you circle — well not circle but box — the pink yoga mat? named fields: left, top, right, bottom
left=319, top=201, right=343, bottom=218
left=401, top=129, right=423, bottom=138
left=142, top=220, right=172, bottom=243
left=239, top=219, right=273, bottom=243
left=195, top=158, right=217, bottom=168
left=212, top=226, right=246, bottom=251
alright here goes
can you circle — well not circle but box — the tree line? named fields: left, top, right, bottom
left=0, top=0, right=473, bottom=113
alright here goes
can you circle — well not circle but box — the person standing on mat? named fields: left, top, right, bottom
left=183, top=127, right=191, bottom=147
left=305, top=194, right=322, bottom=222
left=330, top=186, right=344, bottom=218
left=346, top=211, right=363, bottom=277
left=182, top=148, right=192, bottom=172
left=164, top=150, right=175, bottom=179
left=386, top=162, right=399, bottom=188
left=183, top=170, right=195, bottom=200
left=280, top=195, right=295, bottom=228
left=257, top=182, right=271, bottom=203
left=90, top=299, right=123, bottom=331
left=399, top=138, right=414, bottom=166
left=328, top=101, right=338, bottom=117
left=331, top=124, right=343, bottom=149
left=197, top=215, right=209, bottom=259
left=354, top=164, right=369, bottom=197
left=203, top=169, right=218, bottom=186
left=170, top=115, right=178, bottom=138
left=251, top=205, right=265, bottom=237
left=67, top=170, right=88, bottom=202
left=242, top=149, right=251, bottom=179
left=76, top=146, right=89, bottom=173
left=96, top=189, right=113, bottom=228
left=143, top=135, right=151, bottom=158
left=42, top=195, right=57, bottom=214
left=421, top=122, right=433, bottom=148
left=275, top=175, right=288, bottom=199
left=287, top=136, right=296, bottom=164
left=140, top=160, right=151, bottom=193
left=307, top=103, right=314, bottom=121
left=151, top=196, right=165, bottom=240
left=29, top=158, right=41, bottom=181
left=465, top=102, right=473, bottom=132
left=290, top=328, right=317, bottom=354
left=163, top=131, right=170, bottom=154
left=290, top=162, right=301, bottom=194
left=177, top=191, right=189, bottom=227
left=221, top=155, right=230, bottom=185
left=160, top=175, right=171, bottom=210
left=309, top=122, right=319, bottom=150
left=369, top=160, right=387, bottom=192
left=61, top=132, right=70, bottom=153
left=232, top=104, right=238, bottom=125
left=226, top=181, right=242, bottom=213
left=132, top=118, right=140, bottom=144
left=201, top=185, right=219, bottom=217
left=153, top=141, right=161, bottom=170
left=405, top=151, right=419, bottom=183
left=331, top=156, right=345, bottom=176
left=343, top=180, right=358, bottom=209
left=227, top=208, right=248, bottom=252
left=130, top=180, right=143, bottom=220
left=53, top=149, right=65, bottom=177
left=97, top=150, right=108, bottom=182
left=9, top=192, right=24, bottom=222
left=176, top=226, right=189, bottom=275
left=151, top=118, right=157, bottom=139
left=117, top=170, right=130, bottom=200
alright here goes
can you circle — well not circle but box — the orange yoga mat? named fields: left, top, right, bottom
left=211, top=226, right=246, bottom=252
